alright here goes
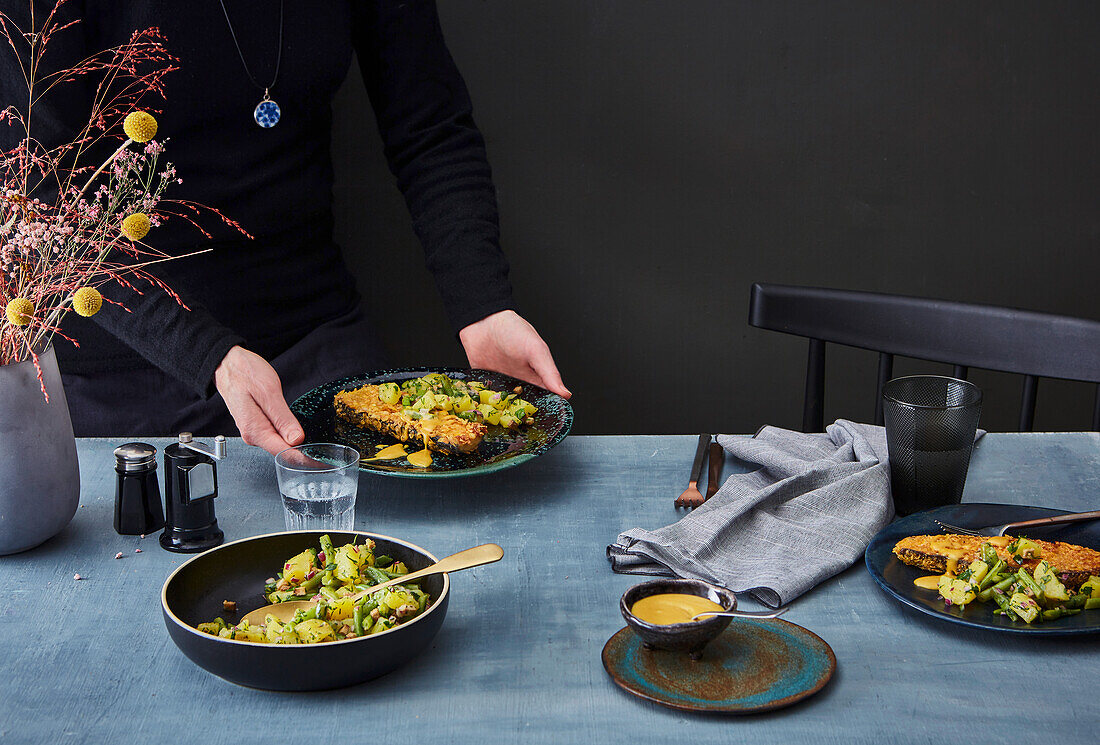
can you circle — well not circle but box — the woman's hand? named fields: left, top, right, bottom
left=214, top=345, right=305, bottom=455
left=458, top=310, right=571, bottom=398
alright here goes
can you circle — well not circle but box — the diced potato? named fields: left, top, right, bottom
left=966, top=559, right=989, bottom=586
left=282, top=548, right=317, bottom=583
left=1080, top=576, right=1100, bottom=598
left=1010, top=537, right=1043, bottom=560
left=452, top=394, right=475, bottom=413
left=380, top=588, right=417, bottom=612
left=938, top=575, right=977, bottom=606
left=369, top=617, right=396, bottom=635
left=479, top=389, right=502, bottom=406
left=378, top=383, right=400, bottom=405
left=264, top=616, right=300, bottom=644
left=499, top=413, right=518, bottom=429
left=333, top=543, right=366, bottom=582
left=1033, top=560, right=1070, bottom=604
left=328, top=596, right=356, bottom=621
left=196, top=622, right=222, bottom=636
left=294, top=619, right=337, bottom=644
left=230, top=626, right=267, bottom=643
left=1008, top=592, right=1040, bottom=623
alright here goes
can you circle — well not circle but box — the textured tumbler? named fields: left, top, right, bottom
left=882, top=376, right=982, bottom=517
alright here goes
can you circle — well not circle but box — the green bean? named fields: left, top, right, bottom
left=353, top=604, right=365, bottom=636
left=980, top=542, right=999, bottom=565
left=364, top=566, right=390, bottom=586
left=990, top=589, right=1019, bottom=620
left=978, top=560, right=1006, bottom=591
left=299, top=572, right=323, bottom=594
left=321, top=570, right=339, bottom=588
left=319, top=534, right=336, bottom=565
left=1065, top=593, right=1088, bottom=610
left=977, top=575, right=1017, bottom=603
left=1016, top=568, right=1046, bottom=601
left=1041, top=608, right=1082, bottom=622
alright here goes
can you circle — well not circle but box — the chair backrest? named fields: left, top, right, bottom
left=748, top=283, right=1100, bottom=432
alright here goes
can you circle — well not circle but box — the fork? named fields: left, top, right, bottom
left=674, top=434, right=711, bottom=508
left=934, top=509, right=1100, bottom=537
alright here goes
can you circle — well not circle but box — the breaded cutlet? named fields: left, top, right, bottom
left=334, top=384, right=486, bottom=455
left=893, top=534, right=1100, bottom=588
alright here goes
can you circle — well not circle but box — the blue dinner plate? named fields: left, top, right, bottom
left=290, top=367, right=572, bottom=478
left=865, top=503, right=1100, bottom=635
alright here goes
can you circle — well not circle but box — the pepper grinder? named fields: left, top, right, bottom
left=160, top=432, right=227, bottom=553
left=113, top=442, right=165, bottom=535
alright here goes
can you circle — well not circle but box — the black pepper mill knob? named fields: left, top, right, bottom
left=113, top=442, right=165, bottom=535
left=160, top=433, right=226, bottom=553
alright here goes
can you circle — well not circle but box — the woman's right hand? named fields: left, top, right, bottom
left=214, top=345, right=305, bottom=456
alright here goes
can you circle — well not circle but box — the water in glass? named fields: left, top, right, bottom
left=280, top=474, right=356, bottom=531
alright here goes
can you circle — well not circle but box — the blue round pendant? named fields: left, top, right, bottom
left=254, top=99, right=281, bottom=128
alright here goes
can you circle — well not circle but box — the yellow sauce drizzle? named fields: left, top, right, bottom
left=406, top=432, right=432, bottom=469
left=914, top=575, right=943, bottom=590
left=407, top=448, right=432, bottom=468
left=630, top=593, right=727, bottom=625
left=361, top=443, right=409, bottom=461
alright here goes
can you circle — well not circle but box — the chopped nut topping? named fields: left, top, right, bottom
left=223, top=600, right=237, bottom=612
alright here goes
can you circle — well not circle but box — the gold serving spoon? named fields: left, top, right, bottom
left=241, top=543, right=504, bottom=626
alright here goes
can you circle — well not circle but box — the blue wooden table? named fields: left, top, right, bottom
left=2, top=434, right=1098, bottom=744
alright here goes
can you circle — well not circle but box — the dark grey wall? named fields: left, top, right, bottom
left=332, top=1, right=1100, bottom=434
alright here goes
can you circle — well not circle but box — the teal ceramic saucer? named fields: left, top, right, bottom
left=601, top=619, right=835, bottom=714
left=290, top=367, right=572, bottom=479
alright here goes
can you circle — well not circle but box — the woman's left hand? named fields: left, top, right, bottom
left=458, top=310, right=571, bottom=399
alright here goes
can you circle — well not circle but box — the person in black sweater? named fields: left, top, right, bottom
left=1, top=1, right=569, bottom=455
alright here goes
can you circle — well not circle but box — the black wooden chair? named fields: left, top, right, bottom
left=748, top=283, right=1100, bottom=432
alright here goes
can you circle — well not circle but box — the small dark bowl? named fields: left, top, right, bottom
left=620, top=579, right=737, bottom=660
left=162, top=530, right=449, bottom=691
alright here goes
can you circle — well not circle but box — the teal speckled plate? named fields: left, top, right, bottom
left=289, top=367, right=573, bottom=479
left=601, top=620, right=835, bottom=714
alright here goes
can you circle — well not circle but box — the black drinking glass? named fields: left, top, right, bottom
left=882, top=376, right=982, bottom=516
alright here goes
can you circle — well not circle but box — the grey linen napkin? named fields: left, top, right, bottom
left=607, top=420, right=897, bottom=608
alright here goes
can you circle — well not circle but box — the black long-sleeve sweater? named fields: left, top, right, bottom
left=0, top=0, right=515, bottom=396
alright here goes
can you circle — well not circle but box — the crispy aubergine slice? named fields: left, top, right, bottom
left=334, top=385, right=486, bottom=455
left=893, top=533, right=1100, bottom=588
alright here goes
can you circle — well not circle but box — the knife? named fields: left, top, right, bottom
left=705, top=441, right=723, bottom=499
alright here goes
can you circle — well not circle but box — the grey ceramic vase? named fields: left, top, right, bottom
left=0, top=345, right=80, bottom=554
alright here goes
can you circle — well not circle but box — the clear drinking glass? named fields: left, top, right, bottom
left=274, top=443, right=360, bottom=531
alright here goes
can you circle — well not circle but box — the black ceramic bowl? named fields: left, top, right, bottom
left=620, top=579, right=737, bottom=659
left=162, top=530, right=449, bottom=691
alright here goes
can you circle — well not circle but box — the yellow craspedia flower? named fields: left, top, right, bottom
left=72, top=287, right=103, bottom=317
left=121, top=212, right=151, bottom=241
left=123, top=111, right=158, bottom=143
left=5, top=297, right=34, bottom=326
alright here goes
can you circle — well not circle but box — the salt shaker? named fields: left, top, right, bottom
left=113, top=442, right=165, bottom=535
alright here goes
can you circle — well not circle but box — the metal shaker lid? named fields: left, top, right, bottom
left=114, top=442, right=158, bottom=472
